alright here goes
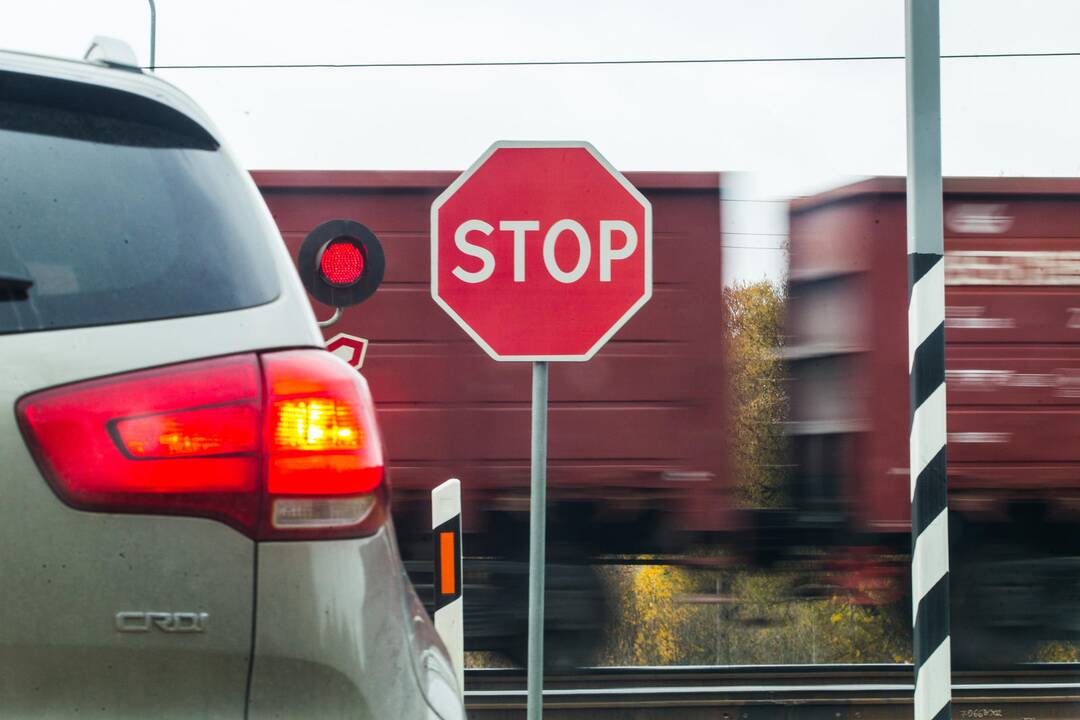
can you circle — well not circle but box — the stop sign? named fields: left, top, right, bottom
left=431, top=141, right=652, bottom=361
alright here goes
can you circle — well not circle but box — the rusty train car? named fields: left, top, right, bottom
left=252, top=170, right=731, bottom=661
left=786, top=177, right=1080, bottom=664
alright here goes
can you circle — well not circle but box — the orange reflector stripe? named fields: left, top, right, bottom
left=440, top=531, right=456, bottom=595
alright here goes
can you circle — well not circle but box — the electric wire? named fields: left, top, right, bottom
left=149, top=50, right=1080, bottom=71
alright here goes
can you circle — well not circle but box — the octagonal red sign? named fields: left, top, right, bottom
left=431, top=141, right=652, bottom=361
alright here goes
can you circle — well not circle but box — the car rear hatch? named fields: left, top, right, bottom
left=0, top=59, right=321, bottom=717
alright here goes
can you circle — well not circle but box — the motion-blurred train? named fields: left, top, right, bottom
left=787, top=177, right=1080, bottom=665
left=254, top=170, right=1080, bottom=666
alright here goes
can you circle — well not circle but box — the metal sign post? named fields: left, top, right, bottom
left=906, top=1, right=951, bottom=719
left=527, top=361, right=549, bottom=720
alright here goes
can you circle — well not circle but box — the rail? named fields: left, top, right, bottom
left=465, top=664, right=1080, bottom=718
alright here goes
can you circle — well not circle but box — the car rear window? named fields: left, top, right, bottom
left=0, top=83, right=280, bottom=334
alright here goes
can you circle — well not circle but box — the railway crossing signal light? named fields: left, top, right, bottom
left=298, top=219, right=386, bottom=309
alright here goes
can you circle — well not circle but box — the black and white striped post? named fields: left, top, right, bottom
left=906, top=2, right=951, bottom=719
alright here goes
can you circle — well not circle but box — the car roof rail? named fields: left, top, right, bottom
left=83, top=36, right=141, bottom=72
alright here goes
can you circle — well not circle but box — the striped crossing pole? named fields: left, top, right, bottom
left=906, top=2, right=951, bottom=720
left=432, top=478, right=465, bottom=701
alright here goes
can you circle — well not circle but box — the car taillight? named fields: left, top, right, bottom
left=261, top=350, right=385, bottom=536
left=16, top=350, right=387, bottom=540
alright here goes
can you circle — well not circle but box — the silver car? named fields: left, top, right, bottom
left=0, top=45, right=463, bottom=719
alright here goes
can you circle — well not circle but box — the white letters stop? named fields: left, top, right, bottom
left=451, top=218, right=638, bottom=284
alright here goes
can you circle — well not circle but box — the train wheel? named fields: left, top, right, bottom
left=951, top=549, right=1040, bottom=668
left=504, top=562, right=611, bottom=671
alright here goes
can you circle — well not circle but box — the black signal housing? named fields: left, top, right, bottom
left=298, top=219, right=385, bottom=307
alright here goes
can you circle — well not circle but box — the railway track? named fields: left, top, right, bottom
left=465, top=664, right=1080, bottom=719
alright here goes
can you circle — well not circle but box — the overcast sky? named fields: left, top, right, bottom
left=4, top=0, right=1079, bottom=282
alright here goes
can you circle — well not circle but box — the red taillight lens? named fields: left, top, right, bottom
left=264, top=351, right=383, bottom=496
left=16, top=350, right=386, bottom=540
left=114, top=404, right=260, bottom=459
left=319, top=240, right=365, bottom=286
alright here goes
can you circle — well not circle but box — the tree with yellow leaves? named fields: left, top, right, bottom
left=598, top=281, right=911, bottom=666
left=724, top=280, right=788, bottom=509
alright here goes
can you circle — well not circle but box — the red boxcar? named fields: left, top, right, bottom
left=253, top=170, right=731, bottom=660
left=787, top=177, right=1080, bottom=663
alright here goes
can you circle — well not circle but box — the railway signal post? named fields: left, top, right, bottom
left=906, top=2, right=951, bottom=719
left=432, top=141, right=652, bottom=718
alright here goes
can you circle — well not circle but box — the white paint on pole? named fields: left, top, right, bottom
left=911, top=511, right=950, bottom=621
left=909, top=385, right=947, bottom=499
left=907, top=259, right=946, bottom=370
left=432, top=478, right=464, bottom=701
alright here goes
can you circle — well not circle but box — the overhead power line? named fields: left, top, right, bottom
left=150, top=50, right=1080, bottom=71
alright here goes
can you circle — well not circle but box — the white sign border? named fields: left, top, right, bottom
left=430, top=140, right=653, bottom=363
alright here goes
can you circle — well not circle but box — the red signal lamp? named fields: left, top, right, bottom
left=319, top=239, right=366, bottom=286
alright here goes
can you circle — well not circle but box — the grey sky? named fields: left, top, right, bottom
left=4, top=0, right=1078, bottom=282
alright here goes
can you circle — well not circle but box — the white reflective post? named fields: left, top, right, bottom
left=432, top=478, right=464, bottom=700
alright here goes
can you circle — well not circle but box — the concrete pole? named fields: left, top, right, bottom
left=905, top=2, right=951, bottom=719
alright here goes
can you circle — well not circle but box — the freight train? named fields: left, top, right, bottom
left=786, top=177, right=1080, bottom=665
left=254, top=169, right=1080, bottom=666
left=253, top=170, right=731, bottom=664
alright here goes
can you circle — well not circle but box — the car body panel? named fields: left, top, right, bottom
left=248, top=528, right=462, bottom=720
left=0, top=291, right=321, bottom=716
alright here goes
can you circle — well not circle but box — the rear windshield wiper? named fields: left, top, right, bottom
left=0, top=240, right=33, bottom=297
left=0, top=270, right=33, bottom=297
left=0, top=272, right=32, bottom=291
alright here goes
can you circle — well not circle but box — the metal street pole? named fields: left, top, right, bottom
left=905, top=2, right=951, bottom=720
left=527, top=361, right=549, bottom=720
left=148, top=0, right=156, bottom=71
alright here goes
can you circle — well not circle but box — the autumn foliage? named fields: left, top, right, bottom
left=598, top=281, right=911, bottom=666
